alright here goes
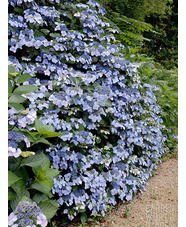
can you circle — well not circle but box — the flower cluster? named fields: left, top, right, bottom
left=8, top=201, right=47, bottom=227
left=8, top=0, right=166, bottom=220
left=8, top=130, right=30, bottom=157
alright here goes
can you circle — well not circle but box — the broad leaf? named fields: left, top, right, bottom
left=16, top=73, right=31, bottom=84
left=80, top=213, right=88, bottom=223
left=30, top=182, right=52, bottom=198
left=40, top=28, right=50, bottom=35
left=8, top=188, right=17, bottom=201
left=21, top=152, right=50, bottom=170
left=10, top=189, right=30, bottom=210
left=39, top=200, right=59, bottom=220
left=8, top=94, right=27, bottom=103
left=32, top=192, right=48, bottom=204
left=8, top=102, right=25, bottom=110
left=8, top=65, right=17, bottom=75
left=14, top=85, right=37, bottom=94
left=36, top=138, right=51, bottom=145
left=8, top=171, right=21, bottom=187
left=8, top=79, right=13, bottom=93
left=45, top=168, right=60, bottom=178
left=11, top=179, right=25, bottom=193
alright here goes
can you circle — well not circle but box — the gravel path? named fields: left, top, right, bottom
left=98, top=158, right=178, bottom=227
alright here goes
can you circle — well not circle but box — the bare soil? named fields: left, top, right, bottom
left=97, top=158, right=178, bottom=227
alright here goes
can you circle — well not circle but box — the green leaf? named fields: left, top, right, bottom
left=80, top=213, right=88, bottom=223
left=39, top=200, right=59, bottom=220
left=21, top=152, right=50, bottom=170
left=35, top=119, right=53, bottom=132
left=8, top=156, right=22, bottom=172
left=30, top=182, right=52, bottom=198
left=8, top=171, right=21, bottom=187
left=8, top=102, right=25, bottom=110
left=32, top=192, right=48, bottom=204
left=36, top=138, right=51, bottom=145
left=32, top=166, right=46, bottom=180
left=78, top=124, right=85, bottom=132
left=10, top=189, right=30, bottom=210
left=34, top=31, right=44, bottom=37
left=8, top=65, right=17, bottom=75
left=16, top=73, right=31, bottom=84
left=8, top=79, right=13, bottom=93
left=14, top=129, right=35, bottom=143
left=14, top=7, right=24, bottom=13
left=40, top=28, right=50, bottom=35
left=11, top=179, right=25, bottom=194
left=93, top=82, right=100, bottom=88
left=66, top=12, right=73, bottom=20
left=14, top=85, right=37, bottom=94
left=8, top=94, right=27, bottom=103
left=8, top=188, right=17, bottom=201
left=96, top=137, right=101, bottom=144
left=105, top=99, right=112, bottom=107
left=45, top=168, right=60, bottom=178
left=50, top=33, right=60, bottom=38
left=39, top=129, right=64, bottom=138
left=69, top=77, right=76, bottom=84
left=38, top=179, right=53, bottom=192
left=15, top=167, right=29, bottom=183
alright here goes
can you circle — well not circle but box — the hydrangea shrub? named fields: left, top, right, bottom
left=8, top=0, right=166, bottom=222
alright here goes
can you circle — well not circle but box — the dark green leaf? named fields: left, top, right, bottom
left=15, top=167, right=29, bottom=183
left=10, top=189, right=30, bottom=210
left=32, top=192, right=48, bottom=204
left=96, top=137, right=101, bottom=144
left=30, top=182, right=52, bottom=198
left=36, top=138, right=51, bottom=145
left=8, top=188, right=17, bottom=201
left=8, top=79, right=13, bottom=93
left=39, top=200, right=59, bottom=220
left=14, top=7, right=24, bottom=13
left=78, top=124, right=84, bottom=132
left=11, top=179, right=25, bottom=194
left=80, top=213, right=87, bottom=223
left=40, top=28, right=50, bottom=35
left=8, top=171, right=21, bottom=187
left=21, top=152, right=50, bottom=170
left=32, top=166, right=45, bottom=180
left=8, top=156, right=22, bottom=172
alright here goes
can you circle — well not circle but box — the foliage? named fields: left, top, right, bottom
left=142, top=0, right=178, bottom=69
left=103, top=13, right=154, bottom=47
left=99, top=0, right=177, bottom=69
left=8, top=66, right=61, bottom=225
left=98, top=0, right=172, bottom=47
left=101, top=0, right=172, bottom=21
left=8, top=0, right=168, bottom=223
left=122, top=47, right=178, bottom=153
